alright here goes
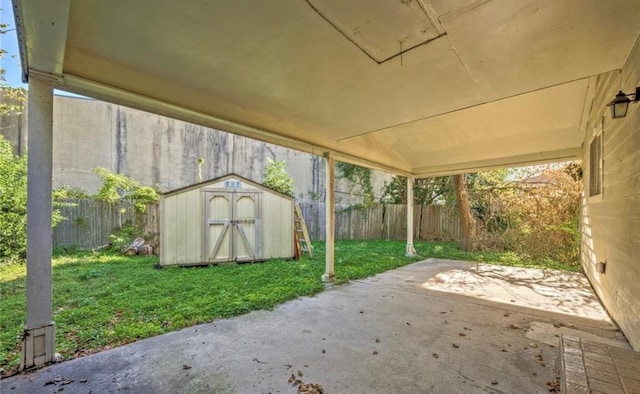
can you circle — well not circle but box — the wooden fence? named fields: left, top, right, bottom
left=53, top=199, right=159, bottom=249
left=298, top=202, right=461, bottom=241
left=52, top=200, right=459, bottom=249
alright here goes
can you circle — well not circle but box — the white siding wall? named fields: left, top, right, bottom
left=582, top=36, right=640, bottom=350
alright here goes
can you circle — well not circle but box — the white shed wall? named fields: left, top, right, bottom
left=160, top=187, right=202, bottom=265
left=160, top=175, right=294, bottom=266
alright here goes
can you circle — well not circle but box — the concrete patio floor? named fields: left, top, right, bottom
left=1, top=258, right=630, bottom=394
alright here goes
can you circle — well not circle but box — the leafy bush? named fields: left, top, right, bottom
left=0, top=136, right=70, bottom=264
left=0, top=135, right=27, bottom=262
left=108, top=225, right=140, bottom=252
left=93, top=167, right=158, bottom=213
left=263, top=158, right=294, bottom=197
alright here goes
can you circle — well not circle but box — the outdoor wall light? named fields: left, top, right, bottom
left=607, top=87, right=640, bottom=118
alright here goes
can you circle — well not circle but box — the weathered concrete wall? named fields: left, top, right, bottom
left=581, top=35, right=640, bottom=350
left=1, top=95, right=390, bottom=202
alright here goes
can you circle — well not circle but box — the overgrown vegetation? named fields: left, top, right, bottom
left=0, top=19, right=26, bottom=116
left=1, top=239, right=572, bottom=376
left=381, top=176, right=452, bottom=205
left=0, top=135, right=27, bottom=263
left=0, top=135, right=69, bottom=264
left=336, top=162, right=375, bottom=207
left=0, top=163, right=159, bottom=264
left=381, top=163, right=582, bottom=267
left=93, top=167, right=158, bottom=213
left=263, top=158, right=294, bottom=196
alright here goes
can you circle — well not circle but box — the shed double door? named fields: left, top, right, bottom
left=205, top=191, right=261, bottom=263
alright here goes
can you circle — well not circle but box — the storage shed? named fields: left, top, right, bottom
left=159, top=174, right=294, bottom=266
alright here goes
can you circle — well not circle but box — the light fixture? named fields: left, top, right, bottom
left=607, top=87, right=640, bottom=118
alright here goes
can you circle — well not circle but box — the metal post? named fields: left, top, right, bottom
left=406, top=176, right=417, bottom=256
left=22, top=73, right=56, bottom=370
left=322, top=153, right=336, bottom=282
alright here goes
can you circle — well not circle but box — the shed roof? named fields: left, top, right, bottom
left=13, top=0, right=640, bottom=176
left=162, top=173, right=294, bottom=200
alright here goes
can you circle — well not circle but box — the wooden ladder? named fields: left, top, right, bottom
left=293, top=202, right=313, bottom=258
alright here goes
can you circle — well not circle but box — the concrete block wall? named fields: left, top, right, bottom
left=1, top=95, right=391, bottom=203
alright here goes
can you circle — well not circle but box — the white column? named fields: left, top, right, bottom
left=406, top=176, right=417, bottom=256
left=22, top=74, right=56, bottom=370
left=322, top=153, right=336, bottom=282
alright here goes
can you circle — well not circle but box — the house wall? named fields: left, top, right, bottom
left=581, top=36, right=640, bottom=350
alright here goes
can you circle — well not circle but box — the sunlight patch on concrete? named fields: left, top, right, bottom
left=420, top=263, right=611, bottom=322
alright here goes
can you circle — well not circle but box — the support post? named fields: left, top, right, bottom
left=322, top=152, right=336, bottom=282
left=22, top=74, right=56, bottom=370
left=406, top=176, right=417, bottom=256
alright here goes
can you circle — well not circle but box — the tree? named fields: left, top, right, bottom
left=263, top=158, right=294, bottom=197
left=381, top=176, right=452, bottom=205
left=454, top=174, right=477, bottom=252
left=0, top=20, right=26, bottom=116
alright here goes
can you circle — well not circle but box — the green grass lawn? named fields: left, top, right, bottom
left=0, top=240, right=578, bottom=376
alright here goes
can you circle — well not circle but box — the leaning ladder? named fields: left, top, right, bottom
left=293, top=202, right=313, bottom=258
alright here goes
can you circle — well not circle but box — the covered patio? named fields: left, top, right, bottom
left=2, top=259, right=631, bottom=393
left=10, top=0, right=640, bottom=374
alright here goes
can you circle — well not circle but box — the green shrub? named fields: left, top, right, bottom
left=263, top=158, right=294, bottom=197
left=0, top=135, right=27, bottom=263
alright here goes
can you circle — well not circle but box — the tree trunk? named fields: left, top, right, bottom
left=454, top=174, right=476, bottom=251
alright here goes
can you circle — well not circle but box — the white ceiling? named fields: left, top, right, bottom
left=13, top=0, right=640, bottom=176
